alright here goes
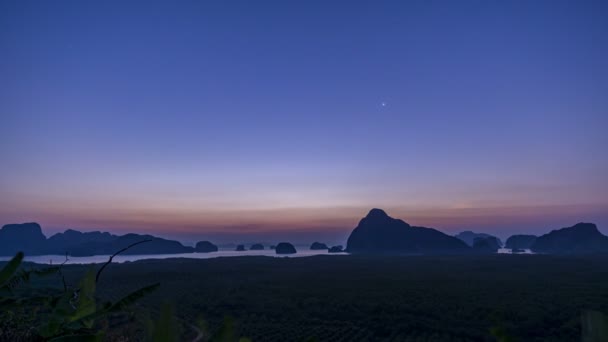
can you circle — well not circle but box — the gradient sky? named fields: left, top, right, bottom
left=1, top=1, right=607, bottom=245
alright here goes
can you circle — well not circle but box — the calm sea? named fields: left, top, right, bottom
left=0, top=248, right=347, bottom=265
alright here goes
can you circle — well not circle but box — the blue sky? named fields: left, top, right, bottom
left=1, top=1, right=607, bottom=244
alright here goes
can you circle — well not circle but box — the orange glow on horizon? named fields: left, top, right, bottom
left=2, top=203, right=606, bottom=238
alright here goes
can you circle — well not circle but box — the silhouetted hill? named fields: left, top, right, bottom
left=328, top=245, right=344, bottom=253
left=195, top=241, right=218, bottom=253
left=505, top=235, right=537, bottom=250
left=250, top=243, right=264, bottom=250
left=310, top=242, right=329, bottom=250
left=346, top=209, right=470, bottom=254
left=275, top=242, right=297, bottom=254
left=236, top=244, right=246, bottom=251
left=0, top=223, right=47, bottom=255
left=455, top=231, right=502, bottom=247
left=531, top=223, right=608, bottom=254
left=0, top=223, right=194, bottom=256
left=66, top=233, right=194, bottom=256
left=47, top=229, right=116, bottom=254
left=472, top=237, right=501, bottom=253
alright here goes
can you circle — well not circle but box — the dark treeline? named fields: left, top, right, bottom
left=55, top=254, right=608, bottom=341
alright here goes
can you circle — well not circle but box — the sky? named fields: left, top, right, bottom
left=1, top=1, right=607, bottom=245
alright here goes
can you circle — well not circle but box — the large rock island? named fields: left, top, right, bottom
left=472, top=237, right=501, bottom=253
left=328, top=245, right=344, bottom=253
left=505, top=235, right=537, bottom=250
left=195, top=241, right=219, bottom=253
left=46, top=229, right=118, bottom=255
left=310, top=242, right=329, bottom=250
left=0, top=222, right=196, bottom=256
left=531, top=223, right=608, bottom=254
left=250, top=243, right=264, bottom=250
left=275, top=242, right=297, bottom=254
left=346, top=209, right=470, bottom=254
left=55, top=233, right=194, bottom=256
left=0, top=223, right=47, bottom=256
left=455, top=231, right=502, bottom=247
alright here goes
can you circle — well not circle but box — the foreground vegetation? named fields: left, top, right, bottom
left=52, top=254, right=608, bottom=341
left=2, top=253, right=608, bottom=341
left=0, top=247, right=250, bottom=342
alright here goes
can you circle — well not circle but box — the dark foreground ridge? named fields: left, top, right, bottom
left=45, top=254, right=608, bottom=341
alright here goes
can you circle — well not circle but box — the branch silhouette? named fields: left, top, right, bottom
left=96, top=239, right=152, bottom=283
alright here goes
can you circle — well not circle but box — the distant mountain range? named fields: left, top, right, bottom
left=345, top=209, right=608, bottom=255
left=2, top=212, right=608, bottom=256
left=0, top=224, right=309, bottom=257
left=0, top=223, right=194, bottom=256
left=530, top=223, right=608, bottom=254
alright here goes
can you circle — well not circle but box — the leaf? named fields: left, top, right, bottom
left=40, top=271, right=97, bottom=337
left=39, top=314, right=65, bottom=338
left=151, top=302, right=179, bottom=342
left=582, top=310, right=608, bottom=342
left=68, top=269, right=97, bottom=328
left=108, top=282, right=160, bottom=313
left=4, top=269, right=34, bottom=290
left=39, top=291, right=78, bottom=336
left=0, top=252, right=24, bottom=288
left=211, top=316, right=236, bottom=342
